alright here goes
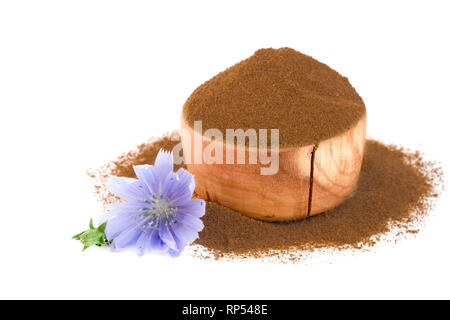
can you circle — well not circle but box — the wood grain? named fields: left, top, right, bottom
left=181, top=115, right=366, bottom=221
left=310, top=115, right=366, bottom=215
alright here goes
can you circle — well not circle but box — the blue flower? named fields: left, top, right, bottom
left=103, top=149, right=205, bottom=256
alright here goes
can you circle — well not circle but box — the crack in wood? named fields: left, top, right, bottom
left=307, top=144, right=318, bottom=217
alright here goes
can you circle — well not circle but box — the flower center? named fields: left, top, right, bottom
left=151, top=197, right=174, bottom=218
left=141, top=195, right=177, bottom=228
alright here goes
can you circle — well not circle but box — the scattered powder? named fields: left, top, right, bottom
left=88, top=134, right=182, bottom=205
left=182, top=47, right=366, bottom=147
left=90, top=135, right=443, bottom=262
left=111, top=134, right=184, bottom=177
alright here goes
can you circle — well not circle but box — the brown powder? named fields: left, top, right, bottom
left=111, top=134, right=183, bottom=177
left=91, top=135, right=443, bottom=262
left=87, top=134, right=183, bottom=205
left=197, top=141, right=442, bottom=260
left=182, top=47, right=366, bottom=147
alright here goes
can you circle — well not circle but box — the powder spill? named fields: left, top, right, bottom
left=182, top=47, right=366, bottom=147
left=90, top=134, right=443, bottom=262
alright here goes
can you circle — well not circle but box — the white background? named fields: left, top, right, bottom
left=0, top=1, right=449, bottom=299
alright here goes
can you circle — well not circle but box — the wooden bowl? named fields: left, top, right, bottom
left=181, top=115, right=366, bottom=221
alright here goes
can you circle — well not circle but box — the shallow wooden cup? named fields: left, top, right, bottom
left=181, top=115, right=366, bottom=221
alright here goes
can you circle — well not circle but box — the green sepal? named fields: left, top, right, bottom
left=97, top=221, right=107, bottom=234
left=72, top=231, right=84, bottom=240
left=73, top=218, right=110, bottom=252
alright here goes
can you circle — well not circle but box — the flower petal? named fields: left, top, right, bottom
left=169, top=249, right=182, bottom=257
left=106, top=201, right=148, bottom=216
left=176, top=199, right=206, bottom=218
left=105, top=212, right=138, bottom=240
left=159, top=220, right=177, bottom=250
left=112, top=222, right=144, bottom=250
left=106, top=176, right=149, bottom=201
left=176, top=168, right=195, bottom=195
left=176, top=213, right=204, bottom=232
left=171, top=221, right=199, bottom=245
left=161, top=172, right=179, bottom=199
left=169, top=225, right=185, bottom=254
left=135, top=230, right=152, bottom=256
left=133, top=165, right=158, bottom=194
left=149, top=229, right=166, bottom=251
left=100, top=201, right=147, bottom=224
left=153, top=150, right=174, bottom=187
left=112, top=227, right=141, bottom=250
left=169, top=185, right=195, bottom=206
left=164, top=169, right=195, bottom=202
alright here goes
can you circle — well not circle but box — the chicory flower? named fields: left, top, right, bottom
left=103, top=150, right=205, bottom=256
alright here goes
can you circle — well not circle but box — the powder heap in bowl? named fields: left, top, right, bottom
left=181, top=47, right=368, bottom=220
left=182, top=47, right=366, bottom=147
